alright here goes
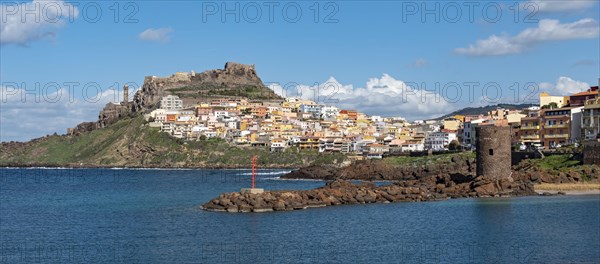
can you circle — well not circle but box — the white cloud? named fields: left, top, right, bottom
left=138, top=27, right=173, bottom=43
left=455, top=18, right=599, bottom=56
left=412, top=58, right=428, bottom=68
left=0, top=0, right=78, bottom=45
left=0, top=85, right=127, bottom=142
left=538, top=76, right=590, bottom=95
left=269, top=75, right=458, bottom=120
left=522, top=0, right=597, bottom=13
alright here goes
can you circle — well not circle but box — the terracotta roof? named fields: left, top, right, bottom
left=571, top=90, right=598, bottom=97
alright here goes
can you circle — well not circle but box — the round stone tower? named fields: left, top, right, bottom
left=476, top=125, right=511, bottom=180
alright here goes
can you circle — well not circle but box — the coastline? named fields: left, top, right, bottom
left=0, top=163, right=299, bottom=170
left=535, top=190, right=600, bottom=195
left=534, top=182, right=600, bottom=195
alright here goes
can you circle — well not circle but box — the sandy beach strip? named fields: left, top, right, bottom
left=535, top=183, right=600, bottom=195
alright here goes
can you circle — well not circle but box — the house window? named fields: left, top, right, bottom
left=489, top=149, right=494, bottom=155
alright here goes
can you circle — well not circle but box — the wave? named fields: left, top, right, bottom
left=235, top=170, right=292, bottom=176
left=120, top=167, right=196, bottom=171
left=271, top=177, right=325, bottom=182
left=1, top=167, right=294, bottom=173
left=22, top=167, right=73, bottom=170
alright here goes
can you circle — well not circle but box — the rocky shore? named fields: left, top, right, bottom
left=281, top=155, right=600, bottom=184
left=202, top=174, right=536, bottom=213
left=281, top=155, right=475, bottom=181
left=202, top=153, right=600, bottom=213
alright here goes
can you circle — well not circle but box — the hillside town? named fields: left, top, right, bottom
left=119, top=79, right=600, bottom=159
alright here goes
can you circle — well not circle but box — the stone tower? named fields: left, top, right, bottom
left=476, top=125, right=511, bottom=180
left=123, top=84, right=129, bottom=107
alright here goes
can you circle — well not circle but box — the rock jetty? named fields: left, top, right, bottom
left=202, top=175, right=535, bottom=213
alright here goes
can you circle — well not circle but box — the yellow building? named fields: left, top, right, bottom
left=507, top=113, right=527, bottom=125
left=453, top=115, right=465, bottom=122
left=443, top=118, right=462, bottom=131
left=540, top=92, right=569, bottom=108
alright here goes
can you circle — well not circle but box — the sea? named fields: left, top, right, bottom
left=0, top=168, right=599, bottom=264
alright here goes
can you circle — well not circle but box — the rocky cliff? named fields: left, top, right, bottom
left=131, top=62, right=279, bottom=113
left=91, top=62, right=282, bottom=131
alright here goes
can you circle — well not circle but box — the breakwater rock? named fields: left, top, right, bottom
left=202, top=180, right=440, bottom=213
left=202, top=176, right=535, bottom=213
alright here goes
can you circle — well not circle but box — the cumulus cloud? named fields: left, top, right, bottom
left=0, top=0, right=78, bottom=46
left=538, top=76, right=590, bottom=95
left=269, top=74, right=459, bottom=120
left=138, top=27, right=173, bottom=43
left=455, top=18, right=599, bottom=56
left=0, top=85, right=129, bottom=142
left=522, top=0, right=597, bottom=13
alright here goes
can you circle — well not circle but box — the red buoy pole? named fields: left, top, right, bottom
left=251, top=156, right=256, bottom=189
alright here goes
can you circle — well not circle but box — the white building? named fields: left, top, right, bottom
left=370, top=116, right=383, bottom=122
left=570, top=106, right=584, bottom=143
left=321, top=106, right=340, bottom=118
left=462, top=118, right=486, bottom=147
left=160, top=95, right=183, bottom=110
left=401, top=143, right=424, bottom=152
left=424, top=131, right=457, bottom=150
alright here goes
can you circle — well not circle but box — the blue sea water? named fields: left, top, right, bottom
left=1, top=168, right=599, bottom=264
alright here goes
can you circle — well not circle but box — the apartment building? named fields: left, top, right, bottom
left=519, top=116, right=541, bottom=147
left=582, top=97, right=600, bottom=141
left=160, top=95, right=183, bottom=110
left=424, top=131, right=457, bottom=150
left=540, top=108, right=573, bottom=148
left=569, top=86, right=598, bottom=107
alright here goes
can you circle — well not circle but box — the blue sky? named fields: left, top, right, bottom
left=1, top=0, right=599, bottom=141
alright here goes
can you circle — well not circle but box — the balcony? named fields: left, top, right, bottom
left=584, top=98, right=600, bottom=107
left=521, top=125, right=539, bottom=130
left=521, top=135, right=540, bottom=139
left=582, top=122, right=599, bottom=128
left=544, top=115, right=569, bottom=119
left=544, top=124, right=568, bottom=128
left=544, top=134, right=569, bottom=139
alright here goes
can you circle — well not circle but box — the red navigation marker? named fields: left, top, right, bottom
left=241, top=156, right=263, bottom=194
left=251, top=156, right=257, bottom=189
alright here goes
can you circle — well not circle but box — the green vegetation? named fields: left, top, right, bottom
left=0, top=115, right=345, bottom=168
left=168, top=84, right=280, bottom=100
left=383, top=151, right=475, bottom=166
left=448, top=140, right=460, bottom=151
left=541, top=102, right=559, bottom=109
left=537, top=154, right=581, bottom=170
left=514, top=154, right=598, bottom=181
left=437, top=103, right=532, bottom=120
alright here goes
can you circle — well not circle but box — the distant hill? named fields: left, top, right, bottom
left=436, top=103, right=535, bottom=120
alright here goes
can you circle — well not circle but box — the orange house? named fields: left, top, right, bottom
left=166, top=114, right=177, bottom=122
left=253, top=106, right=268, bottom=118
left=339, top=110, right=358, bottom=121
